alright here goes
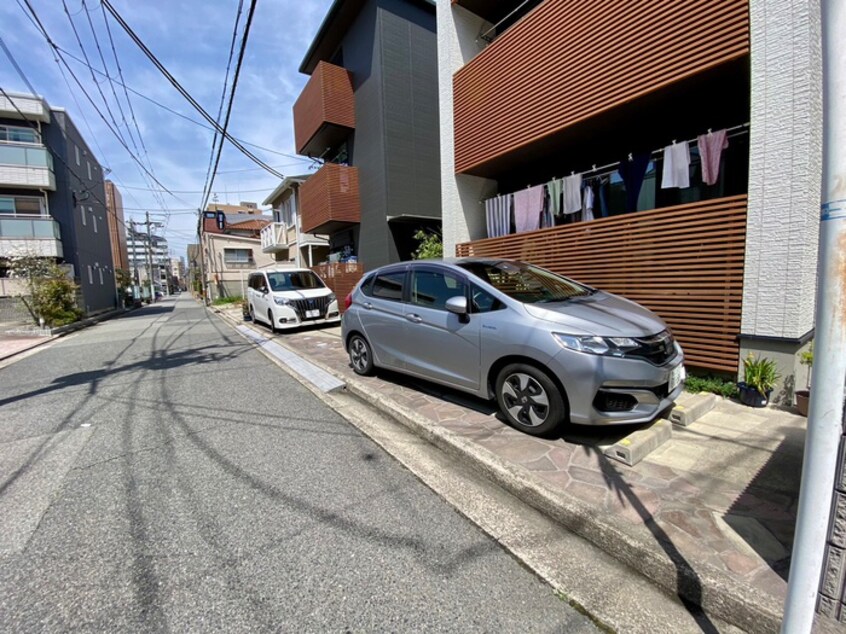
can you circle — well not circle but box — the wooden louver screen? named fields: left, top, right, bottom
left=293, top=61, right=355, bottom=156
left=310, top=262, right=364, bottom=314
left=453, top=0, right=750, bottom=175
left=456, top=195, right=748, bottom=373
left=298, top=162, right=360, bottom=235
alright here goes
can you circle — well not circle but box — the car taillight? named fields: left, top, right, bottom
left=344, top=293, right=353, bottom=311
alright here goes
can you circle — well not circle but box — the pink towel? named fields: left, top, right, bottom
left=513, top=185, right=544, bottom=233
left=698, top=129, right=729, bottom=185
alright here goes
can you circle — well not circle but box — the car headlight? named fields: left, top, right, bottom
left=273, top=297, right=291, bottom=306
left=552, top=332, right=640, bottom=357
left=327, top=293, right=336, bottom=303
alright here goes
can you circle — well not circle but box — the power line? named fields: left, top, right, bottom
left=18, top=0, right=178, bottom=197
left=100, top=0, right=285, bottom=181
left=200, top=0, right=258, bottom=212
left=200, top=0, right=244, bottom=215
left=0, top=36, right=37, bottom=95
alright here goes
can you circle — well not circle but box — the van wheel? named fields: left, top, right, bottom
left=495, top=363, right=565, bottom=436
left=267, top=310, right=278, bottom=334
left=249, top=305, right=256, bottom=323
left=348, top=334, right=374, bottom=376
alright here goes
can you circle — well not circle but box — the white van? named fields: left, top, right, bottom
left=246, top=268, right=340, bottom=332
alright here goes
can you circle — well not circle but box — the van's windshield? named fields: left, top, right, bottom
left=457, top=261, right=593, bottom=304
left=267, top=271, right=325, bottom=292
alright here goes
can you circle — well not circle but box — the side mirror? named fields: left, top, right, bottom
left=445, top=295, right=468, bottom=316
left=260, top=286, right=269, bottom=294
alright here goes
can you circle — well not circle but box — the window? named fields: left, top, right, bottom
left=267, top=271, right=324, bottom=291
left=80, top=206, right=86, bottom=226
left=92, top=213, right=98, bottom=233
left=410, top=269, right=466, bottom=311
left=87, top=161, right=92, bottom=180
left=223, top=248, right=253, bottom=266
left=470, top=285, right=505, bottom=313
left=457, top=261, right=593, bottom=304
left=98, top=268, right=103, bottom=285
left=75, top=145, right=80, bottom=166
left=0, top=125, right=39, bottom=144
left=87, top=265, right=93, bottom=284
left=371, top=271, right=405, bottom=301
left=0, top=195, right=45, bottom=216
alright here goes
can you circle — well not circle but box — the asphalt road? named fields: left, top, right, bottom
left=0, top=296, right=596, bottom=633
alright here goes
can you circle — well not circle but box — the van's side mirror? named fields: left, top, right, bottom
left=445, top=296, right=468, bottom=319
left=260, top=286, right=269, bottom=294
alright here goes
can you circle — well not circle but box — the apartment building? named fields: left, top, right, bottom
left=292, top=0, right=441, bottom=278
left=437, top=0, right=820, bottom=392
left=261, top=175, right=329, bottom=268
left=0, top=91, right=116, bottom=314
left=104, top=180, right=129, bottom=274
left=126, top=225, right=169, bottom=294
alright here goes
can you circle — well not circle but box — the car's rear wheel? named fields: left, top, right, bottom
left=348, top=333, right=374, bottom=376
left=495, top=363, right=565, bottom=436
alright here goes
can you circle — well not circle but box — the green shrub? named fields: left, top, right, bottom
left=684, top=373, right=739, bottom=398
left=743, top=353, right=780, bottom=397
left=212, top=295, right=243, bottom=306
left=412, top=230, right=443, bottom=260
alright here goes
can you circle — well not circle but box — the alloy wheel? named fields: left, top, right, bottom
left=501, top=372, right=550, bottom=427
left=350, top=337, right=369, bottom=373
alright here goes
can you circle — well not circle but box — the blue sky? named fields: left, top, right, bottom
left=0, top=0, right=335, bottom=258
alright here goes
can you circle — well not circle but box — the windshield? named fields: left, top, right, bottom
left=457, top=261, right=592, bottom=304
left=267, top=271, right=325, bottom=292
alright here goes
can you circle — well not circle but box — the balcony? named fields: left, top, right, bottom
left=0, top=93, right=50, bottom=123
left=452, top=0, right=749, bottom=176
left=299, top=163, right=360, bottom=235
left=260, top=222, right=289, bottom=254
left=0, top=145, right=56, bottom=190
left=0, top=217, right=63, bottom=258
left=293, top=61, right=355, bottom=157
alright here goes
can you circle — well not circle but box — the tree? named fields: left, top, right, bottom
left=411, top=229, right=443, bottom=260
left=115, top=268, right=133, bottom=291
left=9, top=254, right=82, bottom=327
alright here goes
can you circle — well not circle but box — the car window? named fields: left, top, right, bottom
left=471, top=284, right=505, bottom=313
left=267, top=271, right=325, bottom=291
left=458, top=261, right=593, bottom=304
left=359, top=274, right=376, bottom=297
left=371, top=271, right=405, bottom=301
left=410, top=269, right=466, bottom=311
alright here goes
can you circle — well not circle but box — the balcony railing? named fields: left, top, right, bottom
left=298, top=163, right=360, bottom=235
left=223, top=259, right=255, bottom=270
left=0, top=216, right=63, bottom=258
left=452, top=0, right=750, bottom=175
left=260, top=222, right=288, bottom=253
left=0, top=145, right=56, bottom=190
left=456, top=195, right=748, bottom=374
left=293, top=61, right=355, bottom=157
left=0, top=93, right=50, bottom=123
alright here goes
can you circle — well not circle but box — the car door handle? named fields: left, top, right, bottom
left=405, top=313, right=423, bottom=324
left=362, top=302, right=373, bottom=310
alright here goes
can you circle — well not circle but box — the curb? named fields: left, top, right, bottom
left=217, top=310, right=783, bottom=633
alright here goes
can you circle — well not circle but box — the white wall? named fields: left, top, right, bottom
left=437, top=1, right=497, bottom=256
left=743, top=0, right=822, bottom=339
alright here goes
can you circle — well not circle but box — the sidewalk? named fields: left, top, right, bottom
left=0, top=333, right=57, bottom=362
left=220, top=308, right=812, bottom=632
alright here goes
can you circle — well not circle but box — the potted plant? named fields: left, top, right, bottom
left=738, top=353, right=780, bottom=407
left=795, top=344, right=813, bottom=416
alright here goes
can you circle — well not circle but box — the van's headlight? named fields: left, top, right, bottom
left=552, top=333, right=639, bottom=357
left=273, top=297, right=291, bottom=306
left=327, top=293, right=336, bottom=303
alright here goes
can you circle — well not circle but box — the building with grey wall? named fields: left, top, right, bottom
left=0, top=92, right=116, bottom=315
left=293, top=0, right=441, bottom=271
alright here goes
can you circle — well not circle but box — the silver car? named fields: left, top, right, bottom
left=341, top=258, right=685, bottom=436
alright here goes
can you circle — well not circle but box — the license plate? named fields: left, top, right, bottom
left=305, top=309, right=320, bottom=319
left=669, top=364, right=686, bottom=391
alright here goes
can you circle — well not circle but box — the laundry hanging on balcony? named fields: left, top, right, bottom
left=513, top=185, right=544, bottom=233
left=661, top=141, right=691, bottom=189
left=485, top=193, right=512, bottom=238
left=698, top=129, right=729, bottom=185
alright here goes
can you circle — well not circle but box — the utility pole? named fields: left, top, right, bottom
left=197, top=209, right=208, bottom=305
left=781, top=2, right=846, bottom=632
left=145, top=210, right=155, bottom=302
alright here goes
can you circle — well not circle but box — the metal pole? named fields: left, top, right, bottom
left=197, top=209, right=208, bottom=305
left=145, top=210, right=155, bottom=302
left=781, top=2, right=846, bottom=631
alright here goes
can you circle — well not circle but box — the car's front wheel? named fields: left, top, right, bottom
left=267, top=310, right=278, bottom=334
left=495, top=363, right=566, bottom=436
left=348, top=333, right=374, bottom=376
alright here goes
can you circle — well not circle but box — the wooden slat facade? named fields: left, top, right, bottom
left=298, top=162, right=360, bottom=235
left=293, top=61, right=355, bottom=156
left=455, top=195, right=748, bottom=373
left=310, top=262, right=364, bottom=314
left=453, top=0, right=750, bottom=175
